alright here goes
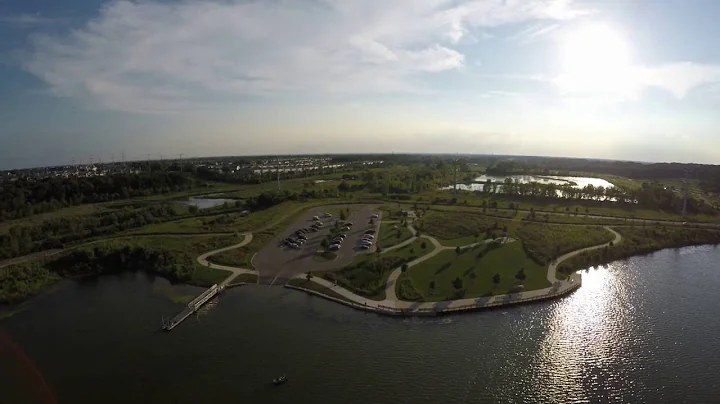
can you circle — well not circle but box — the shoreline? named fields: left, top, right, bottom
left=285, top=275, right=582, bottom=316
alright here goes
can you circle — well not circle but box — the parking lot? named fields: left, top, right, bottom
left=252, top=204, right=382, bottom=285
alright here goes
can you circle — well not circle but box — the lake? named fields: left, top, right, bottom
left=443, top=175, right=615, bottom=193
left=177, top=197, right=237, bottom=209
left=2, top=245, right=720, bottom=403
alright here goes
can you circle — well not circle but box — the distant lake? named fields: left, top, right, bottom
left=442, top=175, right=615, bottom=192
left=177, top=197, right=236, bottom=210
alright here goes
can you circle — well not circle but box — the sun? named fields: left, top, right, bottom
left=556, top=24, right=636, bottom=96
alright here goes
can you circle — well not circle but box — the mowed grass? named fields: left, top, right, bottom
left=313, top=237, right=436, bottom=300
left=405, top=241, right=549, bottom=301
left=377, top=221, right=413, bottom=249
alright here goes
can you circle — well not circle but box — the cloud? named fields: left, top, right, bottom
left=554, top=62, right=720, bottom=101
left=507, top=23, right=561, bottom=44
left=23, top=0, right=586, bottom=113
left=0, top=14, right=59, bottom=26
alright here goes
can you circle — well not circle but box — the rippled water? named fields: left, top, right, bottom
left=2, top=245, right=720, bottom=403
left=444, top=175, right=615, bottom=193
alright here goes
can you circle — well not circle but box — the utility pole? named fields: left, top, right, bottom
left=179, top=154, right=184, bottom=173
left=452, top=155, right=458, bottom=200
left=276, top=155, right=280, bottom=190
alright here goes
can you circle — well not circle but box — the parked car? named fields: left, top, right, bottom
left=362, top=234, right=375, bottom=240
left=312, top=215, right=320, bottom=221
left=359, top=240, right=373, bottom=246
left=297, top=234, right=307, bottom=240
left=345, top=222, right=353, bottom=226
left=359, top=244, right=370, bottom=250
left=341, top=227, right=350, bottom=232
left=370, top=214, right=379, bottom=218
left=365, top=230, right=376, bottom=234
left=328, top=244, right=340, bottom=250
left=332, top=238, right=344, bottom=244
left=309, top=227, right=319, bottom=232
left=311, top=224, right=321, bottom=229
left=336, top=233, right=347, bottom=238
left=314, top=222, right=323, bottom=227
left=324, top=212, right=332, bottom=218
left=289, top=243, right=300, bottom=249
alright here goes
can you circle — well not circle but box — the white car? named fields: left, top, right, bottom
left=362, top=234, right=375, bottom=240
left=359, top=240, right=373, bottom=246
left=328, top=244, right=341, bottom=250
left=324, top=212, right=332, bottom=218
left=370, top=214, right=379, bottom=219
left=289, top=243, right=300, bottom=249
left=312, top=215, right=320, bottom=221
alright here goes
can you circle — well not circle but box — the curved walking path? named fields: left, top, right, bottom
left=547, top=226, right=622, bottom=283
left=196, top=233, right=257, bottom=286
left=294, top=225, right=622, bottom=315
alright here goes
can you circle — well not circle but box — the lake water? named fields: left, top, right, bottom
left=444, top=175, right=615, bottom=193
left=178, top=197, right=237, bottom=209
left=2, top=245, right=720, bottom=403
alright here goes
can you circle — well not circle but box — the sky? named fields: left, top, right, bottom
left=1, top=0, right=720, bottom=169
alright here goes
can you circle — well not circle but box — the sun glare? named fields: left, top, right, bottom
left=556, top=24, right=637, bottom=97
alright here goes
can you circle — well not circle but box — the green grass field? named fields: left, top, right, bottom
left=405, top=241, right=549, bottom=301
left=377, top=221, right=413, bottom=249
left=313, top=237, right=436, bottom=300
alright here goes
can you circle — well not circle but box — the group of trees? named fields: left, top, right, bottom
left=470, top=178, right=713, bottom=215
left=0, top=172, right=195, bottom=221
left=0, top=204, right=184, bottom=260
left=1, top=244, right=197, bottom=304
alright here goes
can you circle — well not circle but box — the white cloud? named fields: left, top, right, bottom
left=24, top=0, right=586, bottom=113
left=0, top=14, right=58, bottom=26
left=554, top=62, right=720, bottom=101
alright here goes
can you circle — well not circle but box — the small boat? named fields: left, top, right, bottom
left=272, top=374, right=287, bottom=385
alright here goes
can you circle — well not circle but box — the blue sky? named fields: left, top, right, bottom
left=1, top=0, right=720, bottom=169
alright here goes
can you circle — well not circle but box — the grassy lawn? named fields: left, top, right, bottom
left=405, top=241, right=549, bottom=301
left=313, top=237, right=436, bottom=301
left=286, top=278, right=354, bottom=303
left=190, top=265, right=232, bottom=286
left=377, top=221, right=413, bottom=249
left=230, top=273, right=258, bottom=284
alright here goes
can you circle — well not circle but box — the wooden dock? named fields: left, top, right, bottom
left=163, top=284, right=223, bottom=331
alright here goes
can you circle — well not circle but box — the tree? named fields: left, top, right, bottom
left=306, top=272, right=313, bottom=281
left=452, top=277, right=463, bottom=290
left=369, top=218, right=375, bottom=226
left=429, top=280, right=436, bottom=290
left=340, top=209, right=348, bottom=221
left=455, top=246, right=461, bottom=254
left=515, top=268, right=526, bottom=281
left=420, top=241, right=427, bottom=249
left=401, top=263, right=409, bottom=273
left=321, top=238, right=329, bottom=249
left=492, top=273, right=501, bottom=287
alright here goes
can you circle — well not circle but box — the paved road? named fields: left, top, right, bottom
left=252, top=204, right=382, bottom=285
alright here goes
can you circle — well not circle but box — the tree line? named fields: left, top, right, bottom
left=0, top=172, right=195, bottom=221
